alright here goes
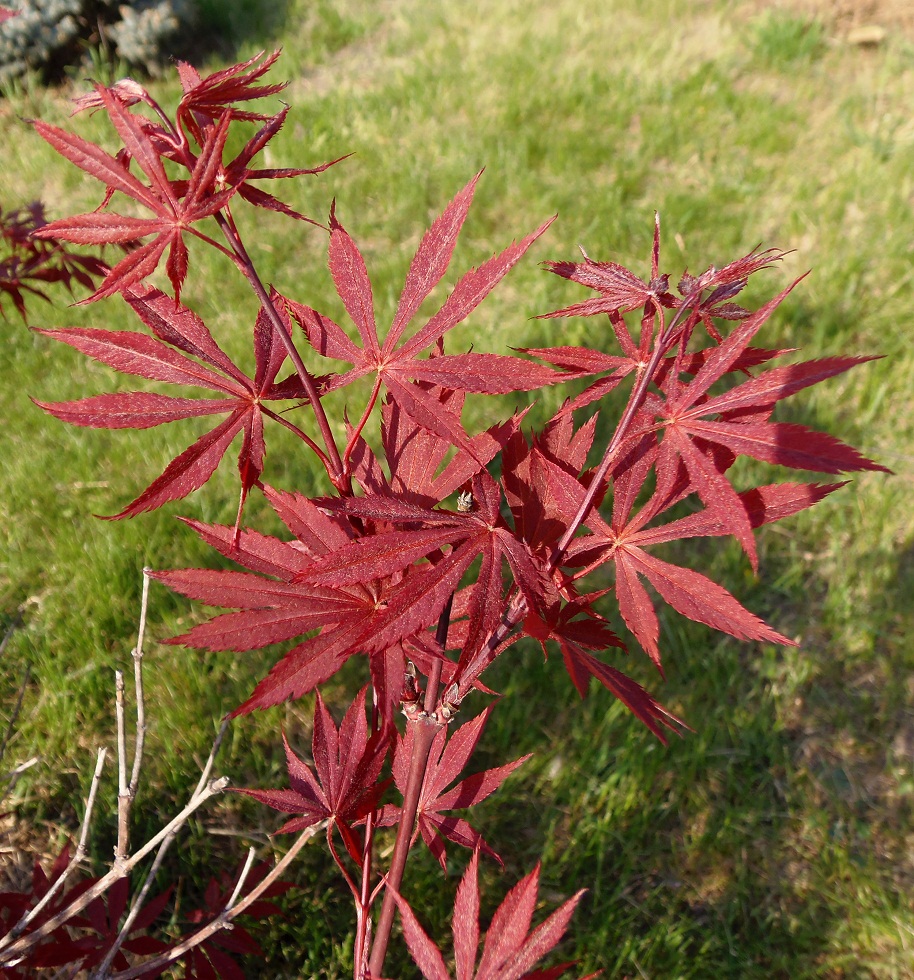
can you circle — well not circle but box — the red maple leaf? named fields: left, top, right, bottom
left=34, top=284, right=317, bottom=528
left=33, top=91, right=237, bottom=301
left=176, top=860, right=292, bottom=980
left=312, top=469, right=547, bottom=664
left=376, top=707, right=529, bottom=870
left=154, top=486, right=464, bottom=717
left=0, top=200, right=106, bottom=320
left=285, top=174, right=568, bottom=454
left=33, top=51, right=343, bottom=300
left=175, top=50, right=288, bottom=138
left=539, top=213, right=675, bottom=319
left=390, top=849, right=592, bottom=980
left=645, top=281, right=888, bottom=569
left=29, top=878, right=171, bottom=973
left=232, top=689, right=390, bottom=865
left=550, top=439, right=845, bottom=670
left=522, top=590, right=685, bottom=744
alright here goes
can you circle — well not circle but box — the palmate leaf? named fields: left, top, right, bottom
left=538, top=215, right=674, bottom=327
left=34, top=284, right=312, bottom=526
left=34, top=52, right=342, bottom=300
left=391, top=849, right=590, bottom=980
left=656, top=283, right=889, bottom=469
left=177, top=860, right=293, bottom=980
left=232, top=689, right=389, bottom=864
left=175, top=50, right=288, bottom=141
left=321, top=470, right=548, bottom=661
left=156, top=489, right=456, bottom=717
left=502, top=422, right=605, bottom=557
left=0, top=200, right=107, bottom=320
left=654, top=292, right=889, bottom=566
left=285, top=175, right=569, bottom=452
left=376, top=707, right=530, bottom=869
left=33, top=96, right=236, bottom=301
left=522, top=440, right=791, bottom=678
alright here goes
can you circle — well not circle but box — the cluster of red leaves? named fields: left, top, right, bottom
left=26, top=48, right=887, bottom=978
left=391, top=849, right=594, bottom=980
left=0, top=200, right=106, bottom=319
left=138, top=212, right=885, bottom=737
left=178, top=862, right=294, bottom=980
left=0, top=844, right=287, bottom=978
left=32, top=50, right=340, bottom=303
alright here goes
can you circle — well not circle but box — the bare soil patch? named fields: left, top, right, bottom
left=787, top=0, right=914, bottom=39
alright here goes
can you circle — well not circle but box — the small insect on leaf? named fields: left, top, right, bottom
left=457, top=490, right=474, bottom=513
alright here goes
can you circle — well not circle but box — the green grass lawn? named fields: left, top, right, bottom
left=2, top=0, right=912, bottom=976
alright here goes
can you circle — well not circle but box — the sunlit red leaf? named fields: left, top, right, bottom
left=376, top=707, right=529, bottom=869
left=232, top=689, right=389, bottom=863
left=392, top=849, right=587, bottom=979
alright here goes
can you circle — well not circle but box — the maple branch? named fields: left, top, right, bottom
left=229, top=846, right=259, bottom=906
left=94, top=717, right=231, bottom=978
left=2, top=747, right=107, bottom=949
left=424, top=593, right=453, bottom=715
left=116, top=570, right=150, bottom=862
left=449, top=591, right=527, bottom=705
left=93, top=831, right=174, bottom=979
left=193, top=716, right=232, bottom=798
left=212, top=212, right=346, bottom=487
left=1, top=756, right=38, bottom=809
left=0, top=774, right=228, bottom=965
left=550, top=291, right=702, bottom=566
left=365, top=592, right=456, bottom=973
left=109, top=823, right=327, bottom=980
left=129, top=570, right=150, bottom=796
left=115, top=669, right=130, bottom=858
left=367, top=714, right=441, bottom=977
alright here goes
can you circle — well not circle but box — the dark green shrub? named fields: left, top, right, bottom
left=0, top=0, right=194, bottom=85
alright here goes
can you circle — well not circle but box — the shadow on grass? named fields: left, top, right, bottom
left=191, top=0, right=295, bottom=63
left=469, top=482, right=906, bottom=975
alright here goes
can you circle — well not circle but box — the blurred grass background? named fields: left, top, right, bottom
left=1, top=0, right=912, bottom=976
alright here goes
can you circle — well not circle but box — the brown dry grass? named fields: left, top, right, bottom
left=770, top=0, right=914, bottom=37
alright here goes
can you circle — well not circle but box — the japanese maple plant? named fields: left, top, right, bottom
left=5, top=50, right=887, bottom=977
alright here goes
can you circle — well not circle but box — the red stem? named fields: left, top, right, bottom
left=343, top=375, right=383, bottom=475
left=213, top=212, right=348, bottom=489
left=366, top=595, right=452, bottom=976
left=367, top=716, right=440, bottom=978
left=326, top=825, right=359, bottom=902
left=261, top=405, right=331, bottom=469
left=354, top=699, right=382, bottom=978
